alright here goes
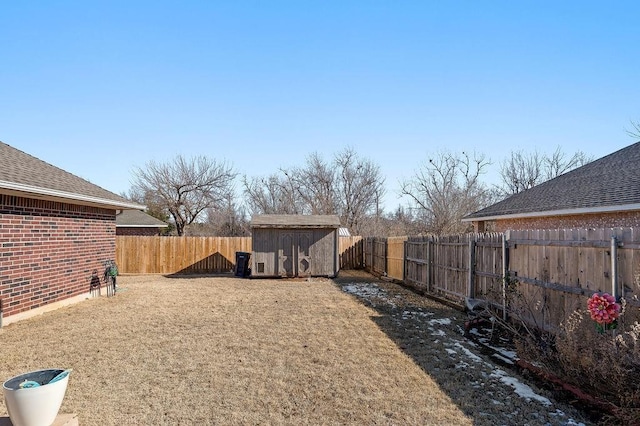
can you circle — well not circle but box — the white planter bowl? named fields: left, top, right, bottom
left=3, top=369, right=70, bottom=426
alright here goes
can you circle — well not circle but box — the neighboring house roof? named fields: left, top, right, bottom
left=251, top=214, right=341, bottom=228
left=464, top=141, right=640, bottom=221
left=116, top=210, right=168, bottom=228
left=0, top=142, right=143, bottom=210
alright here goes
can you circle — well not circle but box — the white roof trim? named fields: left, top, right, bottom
left=462, top=203, right=640, bottom=222
left=0, top=180, right=145, bottom=210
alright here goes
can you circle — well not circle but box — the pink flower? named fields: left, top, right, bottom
left=587, top=293, right=621, bottom=325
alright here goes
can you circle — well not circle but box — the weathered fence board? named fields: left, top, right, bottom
left=433, top=235, right=469, bottom=302
left=387, top=236, right=407, bottom=281
left=364, top=237, right=387, bottom=276
left=474, top=233, right=504, bottom=307
left=405, top=238, right=430, bottom=292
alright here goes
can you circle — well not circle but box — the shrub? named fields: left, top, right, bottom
left=515, top=298, right=640, bottom=424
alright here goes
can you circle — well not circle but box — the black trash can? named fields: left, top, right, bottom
left=235, top=252, right=251, bottom=277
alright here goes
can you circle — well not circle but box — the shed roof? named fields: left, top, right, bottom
left=0, top=141, right=143, bottom=210
left=116, top=210, right=169, bottom=228
left=464, top=141, right=640, bottom=221
left=251, top=214, right=341, bottom=229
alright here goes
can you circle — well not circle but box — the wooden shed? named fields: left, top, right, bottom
left=250, top=214, right=340, bottom=278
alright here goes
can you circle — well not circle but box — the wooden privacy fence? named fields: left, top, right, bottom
left=404, top=233, right=505, bottom=309
left=506, top=228, right=640, bottom=330
left=117, top=236, right=364, bottom=275
left=365, top=228, right=640, bottom=331
left=116, top=236, right=252, bottom=274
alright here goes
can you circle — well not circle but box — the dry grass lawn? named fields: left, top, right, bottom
left=0, top=273, right=471, bottom=425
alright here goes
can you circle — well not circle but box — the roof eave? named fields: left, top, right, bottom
left=0, top=181, right=145, bottom=210
left=461, top=203, right=640, bottom=222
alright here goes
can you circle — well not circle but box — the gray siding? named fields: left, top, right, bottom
left=309, top=229, right=337, bottom=276
left=252, top=228, right=279, bottom=276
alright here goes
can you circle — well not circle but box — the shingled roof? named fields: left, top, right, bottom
left=251, top=214, right=341, bottom=228
left=116, top=210, right=168, bottom=228
left=0, top=141, right=143, bottom=209
left=464, top=141, right=640, bottom=221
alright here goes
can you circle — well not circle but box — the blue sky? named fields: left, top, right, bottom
left=1, top=1, right=638, bottom=211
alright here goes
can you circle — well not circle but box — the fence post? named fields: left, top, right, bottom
left=384, top=238, right=388, bottom=276
left=365, top=237, right=369, bottom=270
left=611, top=235, right=618, bottom=299
left=502, top=231, right=509, bottom=321
left=371, top=238, right=376, bottom=274
left=426, top=238, right=432, bottom=292
left=372, top=238, right=376, bottom=274
left=403, top=240, right=407, bottom=282
left=467, top=236, right=476, bottom=299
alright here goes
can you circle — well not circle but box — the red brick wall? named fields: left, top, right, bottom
left=0, top=195, right=116, bottom=318
left=490, top=211, right=640, bottom=232
left=116, top=227, right=161, bottom=236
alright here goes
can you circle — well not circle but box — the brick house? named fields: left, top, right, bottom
left=464, top=141, right=640, bottom=232
left=116, top=209, right=168, bottom=236
left=0, top=142, right=143, bottom=325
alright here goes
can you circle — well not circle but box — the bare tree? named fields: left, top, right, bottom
left=400, top=151, right=494, bottom=235
left=498, top=146, right=592, bottom=197
left=355, top=205, right=421, bottom=237
left=242, top=149, right=386, bottom=232
left=287, top=153, right=337, bottom=215
left=626, top=120, right=640, bottom=139
left=131, top=155, right=237, bottom=236
left=544, top=146, right=591, bottom=180
left=204, top=194, right=250, bottom=236
left=242, top=173, right=302, bottom=215
left=499, top=150, right=543, bottom=195
left=334, top=147, right=385, bottom=235
left=243, top=153, right=338, bottom=216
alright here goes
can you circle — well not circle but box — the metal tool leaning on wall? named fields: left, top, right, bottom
left=90, top=260, right=119, bottom=297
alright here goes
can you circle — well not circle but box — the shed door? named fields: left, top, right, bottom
left=297, top=232, right=312, bottom=277
left=279, top=232, right=295, bottom=277
left=278, top=231, right=312, bottom=277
